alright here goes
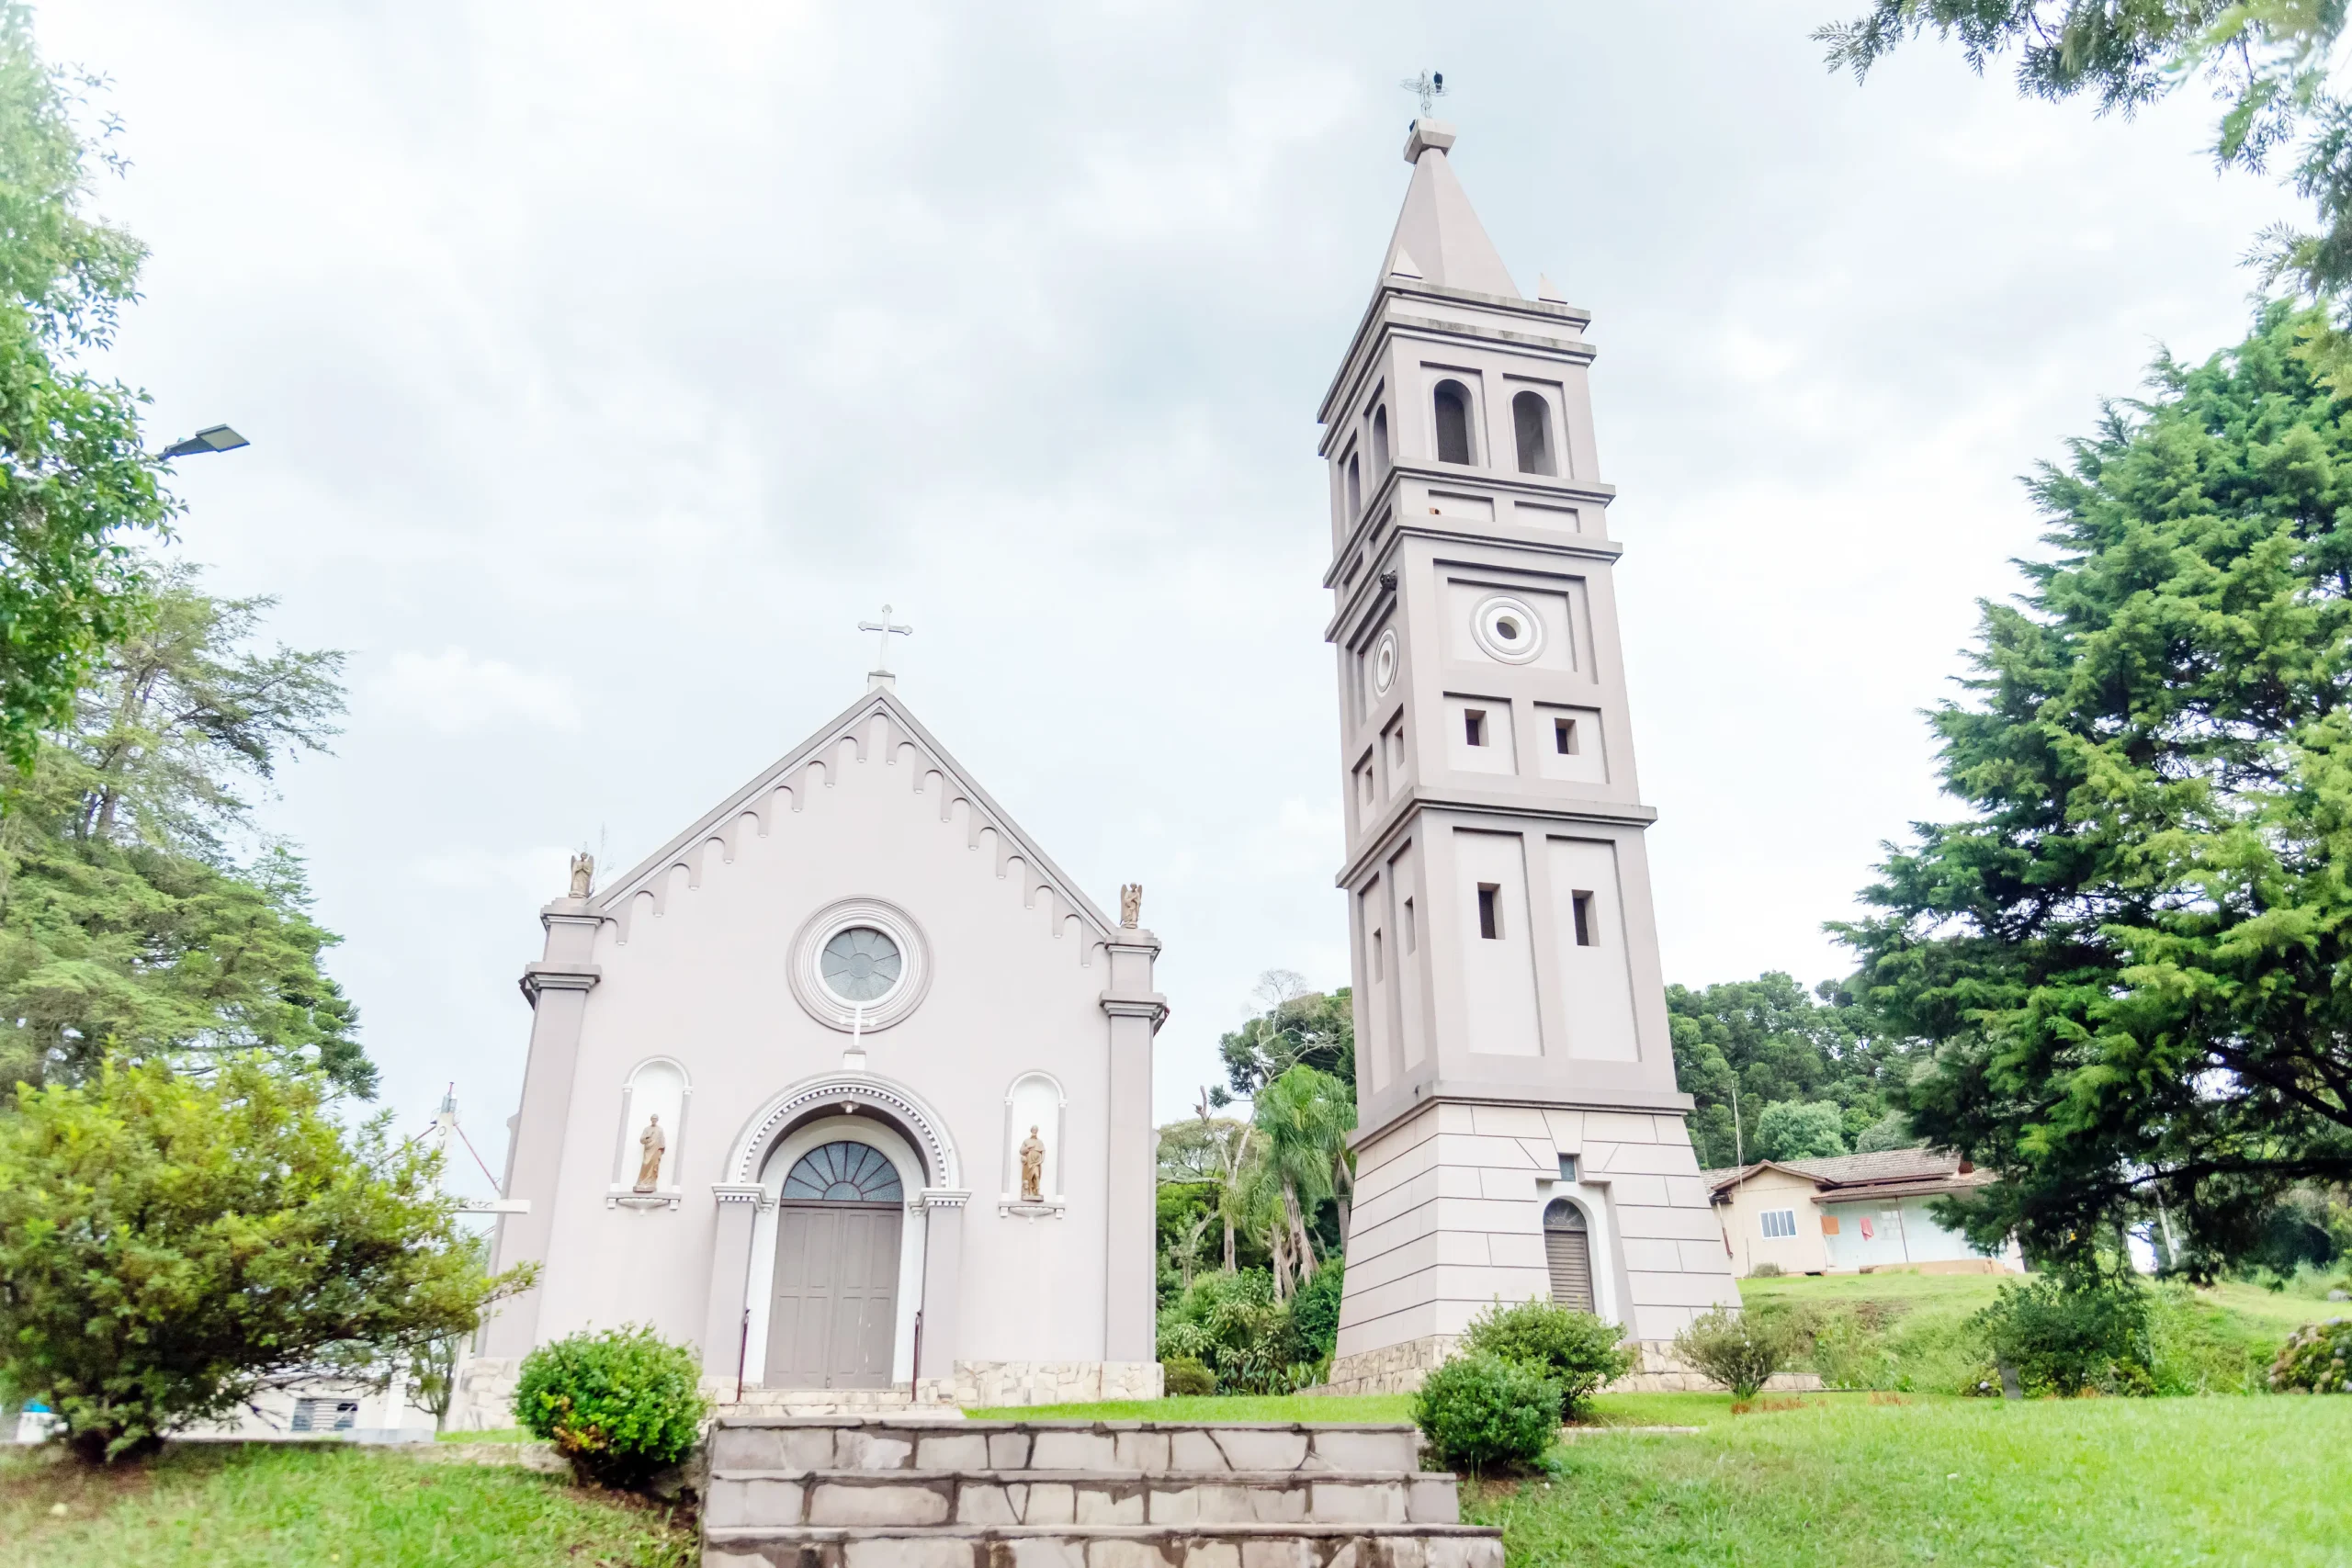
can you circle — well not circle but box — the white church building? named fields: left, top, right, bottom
left=456, top=671, right=1166, bottom=1423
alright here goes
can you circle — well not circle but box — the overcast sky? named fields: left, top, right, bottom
left=40, top=1, right=2302, bottom=1192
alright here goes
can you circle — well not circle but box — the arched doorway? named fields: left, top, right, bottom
left=767, top=1140, right=904, bottom=1389
left=1544, top=1198, right=1595, bottom=1313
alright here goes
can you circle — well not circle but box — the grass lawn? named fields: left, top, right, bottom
left=0, top=1442, right=691, bottom=1568
left=1467, top=1393, right=2352, bottom=1568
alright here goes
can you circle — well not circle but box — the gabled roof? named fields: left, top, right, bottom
left=591, top=683, right=1119, bottom=942
left=1703, top=1148, right=1993, bottom=1202
left=1378, top=120, right=1520, bottom=298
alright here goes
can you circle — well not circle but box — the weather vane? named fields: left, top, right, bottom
left=858, top=604, right=912, bottom=675
left=1401, top=70, right=1446, bottom=118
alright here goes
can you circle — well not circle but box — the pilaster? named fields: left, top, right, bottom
left=1099, top=930, right=1165, bottom=1364
left=481, top=901, right=602, bottom=1359
left=916, top=1189, right=969, bottom=1379
left=703, top=1185, right=767, bottom=1383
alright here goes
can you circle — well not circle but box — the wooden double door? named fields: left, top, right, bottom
left=765, top=1201, right=903, bottom=1389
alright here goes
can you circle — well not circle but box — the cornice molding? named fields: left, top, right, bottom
left=518, top=964, right=600, bottom=1006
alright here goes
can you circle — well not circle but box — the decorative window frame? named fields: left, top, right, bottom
left=1469, top=593, right=1546, bottom=666
left=787, top=897, right=933, bottom=1033
left=1534, top=1175, right=1623, bottom=1326
left=998, top=1070, right=1069, bottom=1220
left=607, top=1055, right=693, bottom=1212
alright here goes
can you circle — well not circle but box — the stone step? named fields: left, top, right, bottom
left=700, top=1522, right=1505, bottom=1568
left=708, top=1420, right=1419, bottom=1477
left=705, top=1467, right=1462, bottom=1529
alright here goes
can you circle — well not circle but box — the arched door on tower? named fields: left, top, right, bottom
left=767, top=1141, right=904, bottom=1389
left=1544, top=1198, right=1595, bottom=1314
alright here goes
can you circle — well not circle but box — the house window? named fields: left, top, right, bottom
left=1476, top=883, right=1501, bottom=940
left=1433, top=379, right=1475, bottom=465
left=291, top=1398, right=359, bottom=1433
left=1760, top=1209, right=1797, bottom=1239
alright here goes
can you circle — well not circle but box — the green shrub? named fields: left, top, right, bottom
left=1160, top=1357, right=1216, bottom=1397
left=2269, top=1319, right=2352, bottom=1393
left=1153, top=1269, right=1323, bottom=1394
left=1288, top=1260, right=1345, bottom=1365
left=514, top=1325, right=708, bottom=1489
left=1411, top=1353, right=1560, bottom=1475
left=0, top=1059, right=526, bottom=1463
left=1972, top=1277, right=2154, bottom=1397
left=1751, top=1261, right=1784, bottom=1277
left=1673, top=1306, right=1794, bottom=1400
left=1458, top=1299, right=1634, bottom=1419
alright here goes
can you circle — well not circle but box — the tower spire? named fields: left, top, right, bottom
left=1378, top=121, right=1520, bottom=299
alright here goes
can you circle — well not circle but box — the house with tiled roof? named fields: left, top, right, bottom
left=1700, top=1149, right=2027, bottom=1278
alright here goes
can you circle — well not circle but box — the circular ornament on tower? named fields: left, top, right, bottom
left=789, top=897, right=932, bottom=1032
left=1372, top=628, right=1400, bottom=696
left=1469, top=593, right=1545, bottom=665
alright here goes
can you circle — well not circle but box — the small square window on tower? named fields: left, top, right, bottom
left=1477, top=883, right=1501, bottom=940
left=1554, top=716, right=1578, bottom=755
left=1464, top=708, right=1487, bottom=747
left=1557, top=1153, right=1578, bottom=1181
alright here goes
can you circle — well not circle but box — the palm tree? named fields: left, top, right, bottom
left=1252, top=1065, right=1353, bottom=1288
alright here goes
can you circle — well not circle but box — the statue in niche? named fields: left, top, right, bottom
left=568, top=852, right=594, bottom=899
left=634, top=1113, right=666, bottom=1192
left=1019, top=1124, right=1046, bottom=1201
left=1119, top=884, right=1142, bottom=929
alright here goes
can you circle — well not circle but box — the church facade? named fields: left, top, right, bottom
left=1318, top=120, right=1740, bottom=1390
left=455, top=676, right=1165, bottom=1423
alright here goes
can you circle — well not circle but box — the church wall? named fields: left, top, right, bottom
left=500, top=707, right=1132, bottom=1389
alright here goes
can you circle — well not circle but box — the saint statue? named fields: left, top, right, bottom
left=1118, top=883, right=1142, bottom=929
left=1019, top=1124, right=1046, bottom=1201
left=568, top=852, right=594, bottom=899
left=634, top=1113, right=665, bottom=1192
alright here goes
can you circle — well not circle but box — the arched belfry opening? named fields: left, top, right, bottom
left=1432, top=380, right=1475, bottom=465
left=1512, top=390, right=1555, bottom=476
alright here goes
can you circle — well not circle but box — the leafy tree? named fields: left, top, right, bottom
left=0, top=570, right=360, bottom=1093
left=0, top=1057, right=529, bottom=1461
left=1216, top=970, right=1354, bottom=1100
left=1252, top=1064, right=1354, bottom=1296
left=1668, top=972, right=1911, bottom=1167
left=1854, top=1109, right=1921, bottom=1153
left=0, top=5, right=175, bottom=767
left=1754, top=1099, right=1851, bottom=1161
left=1814, top=3, right=2352, bottom=383
left=1838, top=305, right=2352, bottom=1274
left=1158, top=1111, right=1261, bottom=1274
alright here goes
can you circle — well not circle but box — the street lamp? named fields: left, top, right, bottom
left=158, top=424, right=249, bottom=459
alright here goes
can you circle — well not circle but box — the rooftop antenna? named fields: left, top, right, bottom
left=1401, top=69, right=1446, bottom=119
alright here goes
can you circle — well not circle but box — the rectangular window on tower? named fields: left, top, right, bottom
left=1464, top=709, right=1487, bottom=747
left=1477, top=884, right=1502, bottom=940
left=1402, top=897, right=1417, bottom=953
left=1570, top=890, right=1595, bottom=947
left=1554, top=717, right=1579, bottom=755
left=1371, top=928, right=1385, bottom=981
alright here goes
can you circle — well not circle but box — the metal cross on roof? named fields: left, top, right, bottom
left=858, top=604, right=912, bottom=674
left=1401, top=70, right=1445, bottom=118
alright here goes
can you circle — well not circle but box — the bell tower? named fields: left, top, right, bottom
left=1321, top=120, right=1737, bottom=1389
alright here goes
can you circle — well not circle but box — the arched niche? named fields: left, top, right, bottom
left=608, top=1056, right=690, bottom=1209
left=1512, top=389, right=1557, bottom=476
left=1432, top=378, right=1476, bottom=465
left=1000, top=1070, right=1068, bottom=1212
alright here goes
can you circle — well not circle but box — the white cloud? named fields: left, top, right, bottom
left=34, top=0, right=2309, bottom=1131
left=372, top=649, right=581, bottom=736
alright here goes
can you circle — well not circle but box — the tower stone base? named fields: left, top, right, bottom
left=1331, top=1099, right=1739, bottom=1381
